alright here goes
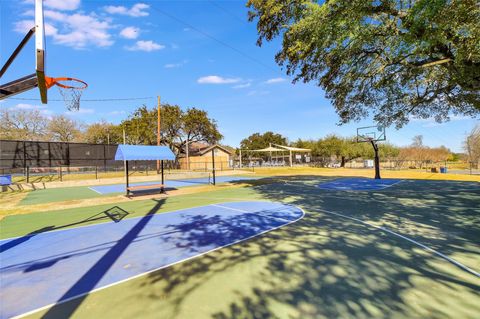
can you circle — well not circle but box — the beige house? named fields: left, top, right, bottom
left=178, top=143, right=233, bottom=170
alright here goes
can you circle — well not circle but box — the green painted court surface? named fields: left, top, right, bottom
left=1, top=176, right=479, bottom=318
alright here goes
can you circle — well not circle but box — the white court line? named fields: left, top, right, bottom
left=210, top=203, right=248, bottom=213
left=315, top=178, right=404, bottom=191
left=314, top=194, right=480, bottom=211
left=87, top=187, right=104, bottom=195
left=11, top=203, right=305, bottom=319
left=211, top=203, right=296, bottom=223
left=317, top=208, right=480, bottom=278
left=1, top=201, right=265, bottom=242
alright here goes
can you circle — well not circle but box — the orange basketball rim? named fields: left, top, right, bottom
left=45, top=76, right=88, bottom=90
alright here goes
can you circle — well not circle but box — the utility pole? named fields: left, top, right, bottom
left=157, top=95, right=161, bottom=173
left=186, top=138, right=190, bottom=170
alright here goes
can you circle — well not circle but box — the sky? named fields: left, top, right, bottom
left=1, top=0, right=478, bottom=152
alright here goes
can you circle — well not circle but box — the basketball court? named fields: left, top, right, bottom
left=0, top=201, right=304, bottom=318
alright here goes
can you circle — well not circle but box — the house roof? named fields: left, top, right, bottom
left=193, top=144, right=234, bottom=156
left=179, top=143, right=234, bottom=157
left=114, top=144, right=176, bottom=161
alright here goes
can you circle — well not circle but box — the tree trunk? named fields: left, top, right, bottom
left=340, top=156, right=346, bottom=167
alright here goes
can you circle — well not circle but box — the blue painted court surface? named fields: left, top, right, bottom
left=89, top=175, right=255, bottom=194
left=317, top=177, right=403, bottom=190
left=0, top=201, right=304, bottom=319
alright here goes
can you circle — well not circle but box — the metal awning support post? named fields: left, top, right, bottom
left=125, top=160, right=130, bottom=195
left=211, top=149, right=216, bottom=185
left=161, top=160, right=164, bottom=185
left=289, top=150, right=293, bottom=167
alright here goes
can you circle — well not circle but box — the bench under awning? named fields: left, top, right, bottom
left=114, top=144, right=176, bottom=161
left=114, top=144, right=176, bottom=196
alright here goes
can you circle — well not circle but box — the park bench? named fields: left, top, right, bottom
left=126, top=183, right=165, bottom=196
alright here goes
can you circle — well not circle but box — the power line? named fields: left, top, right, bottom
left=149, top=4, right=280, bottom=74
left=208, top=1, right=246, bottom=23
left=6, top=97, right=154, bottom=102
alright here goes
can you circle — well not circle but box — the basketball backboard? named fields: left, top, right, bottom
left=35, top=0, right=47, bottom=103
left=0, top=0, right=47, bottom=103
left=357, top=125, right=386, bottom=143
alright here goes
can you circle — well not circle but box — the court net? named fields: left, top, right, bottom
left=165, top=170, right=212, bottom=184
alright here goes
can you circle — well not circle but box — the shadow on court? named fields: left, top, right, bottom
left=31, top=199, right=165, bottom=318
left=0, top=206, right=129, bottom=254
left=131, top=176, right=479, bottom=318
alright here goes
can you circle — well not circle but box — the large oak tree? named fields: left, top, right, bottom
left=247, top=0, right=480, bottom=127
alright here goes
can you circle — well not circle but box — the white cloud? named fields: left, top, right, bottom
left=13, top=20, right=34, bottom=33
left=13, top=18, right=56, bottom=36
left=109, top=110, right=126, bottom=115
left=8, top=103, right=53, bottom=117
left=232, top=83, right=251, bottom=89
left=44, top=23, right=58, bottom=36
left=265, top=77, right=286, bottom=84
left=44, top=10, right=67, bottom=21
left=15, top=10, right=114, bottom=49
left=22, top=9, right=34, bottom=16
left=120, top=26, right=140, bottom=39
left=104, top=3, right=149, bottom=17
left=13, top=103, right=46, bottom=110
left=197, top=75, right=241, bottom=84
left=164, top=60, right=188, bottom=68
left=164, top=63, right=181, bottom=68
left=54, top=14, right=113, bottom=48
left=44, top=0, right=80, bottom=11
left=126, top=40, right=164, bottom=52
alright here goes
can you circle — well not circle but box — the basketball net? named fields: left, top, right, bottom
left=58, top=86, right=83, bottom=111
left=45, top=76, right=88, bottom=111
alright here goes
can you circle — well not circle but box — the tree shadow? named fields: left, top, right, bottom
left=0, top=206, right=129, bottom=253
left=41, top=199, right=166, bottom=318
left=135, top=175, right=480, bottom=318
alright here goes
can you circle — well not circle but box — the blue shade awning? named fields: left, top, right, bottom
left=114, top=144, right=176, bottom=161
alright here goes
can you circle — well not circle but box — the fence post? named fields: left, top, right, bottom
left=59, top=166, right=63, bottom=182
left=26, top=166, right=30, bottom=183
left=95, top=166, right=98, bottom=179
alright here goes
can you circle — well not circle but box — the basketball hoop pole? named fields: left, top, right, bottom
left=370, top=140, right=381, bottom=179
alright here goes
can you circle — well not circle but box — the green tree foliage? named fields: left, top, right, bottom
left=248, top=0, right=480, bottom=127
left=240, top=131, right=288, bottom=150
left=293, top=135, right=400, bottom=166
left=120, top=104, right=222, bottom=155
left=84, top=121, right=122, bottom=144
left=121, top=105, right=157, bottom=145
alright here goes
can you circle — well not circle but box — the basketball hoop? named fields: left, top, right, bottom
left=45, top=76, right=88, bottom=111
